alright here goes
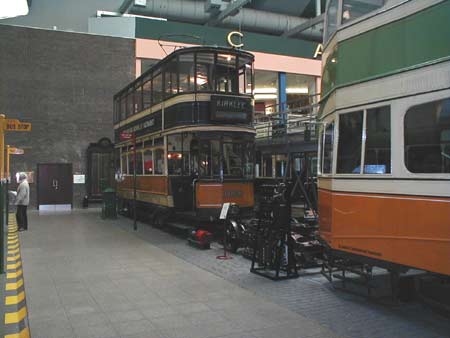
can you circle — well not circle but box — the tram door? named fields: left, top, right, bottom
left=37, top=163, right=73, bottom=211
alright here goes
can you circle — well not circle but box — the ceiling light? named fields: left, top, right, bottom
left=0, top=0, right=29, bottom=19
left=255, top=94, right=277, bottom=100
left=286, top=87, right=309, bottom=94
left=254, top=87, right=277, bottom=94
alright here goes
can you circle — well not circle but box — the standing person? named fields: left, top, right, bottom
left=16, top=172, right=30, bottom=231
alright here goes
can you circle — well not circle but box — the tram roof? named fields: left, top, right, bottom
left=114, top=45, right=255, bottom=99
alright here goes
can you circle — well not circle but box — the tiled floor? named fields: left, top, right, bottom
left=115, top=214, right=450, bottom=338
left=19, top=210, right=343, bottom=338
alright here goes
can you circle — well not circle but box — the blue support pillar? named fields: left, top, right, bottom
left=278, top=72, right=287, bottom=125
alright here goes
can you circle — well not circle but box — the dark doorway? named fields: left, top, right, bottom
left=37, top=163, right=73, bottom=210
left=86, top=138, right=114, bottom=202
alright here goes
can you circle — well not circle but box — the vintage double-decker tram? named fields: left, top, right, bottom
left=318, top=0, right=450, bottom=280
left=114, top=46, right=255, bottom=223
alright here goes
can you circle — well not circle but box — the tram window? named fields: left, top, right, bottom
left=121, top=153, right=127, bottom=174
left=135, top=152, right=143, bottom=175
left=364, top=106, right=391, bottom=174
left=405, top=98, right=450, bottom=173
left=143, top=149, right=153, bottom=174
left=223, top=143, right=243, bottom=177
left=126, top=91, right=134, bottom=117
left=243, top=142, right=254, bottom=179
left=245, top=63, right=253, bottom=94
left=120, top=95, right=126, bottom=121
left=153, top=72, right=163, bottom=104
left=216, top=53, right=237, bottom=93
left=178, top=54, right=195, bottom=93
left=128, top=152, right=134, bottom=175
left=154, top=148, right=165, bottom=175
left=168, top=134, right=183, bottom=175
left=342, top=0, right=384, bottom=24
left=168, top=152, right=183, bottom=175
left=134, top=84, right=143, bottom=114
left=322, top=123, right=334, bottom=174
left=142, top=76, right=152, bottom=109
left=113, top=97, right=120, bottom=123
left=154, top=137, right=164, bottom=146
left=164, top=58, right=178, bottom=98
left=239, top=68, right=245, bottom=95
left=196, top=53, right=214, bottom=91
left=337, top=111, right=363, bottom=174
left=211, top=141, right=221, bottom=177
left=199, top=141, right=211, bottom=177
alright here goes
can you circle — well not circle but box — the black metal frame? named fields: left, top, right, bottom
left=86, top=138, right=114, bottom=202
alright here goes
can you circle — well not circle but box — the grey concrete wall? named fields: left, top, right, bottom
left=0, top=25, right=135, bottom=208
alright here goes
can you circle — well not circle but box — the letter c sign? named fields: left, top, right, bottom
left=227, top=31, right=244, bottom=48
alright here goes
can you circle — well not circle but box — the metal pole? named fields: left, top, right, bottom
left=0, top=114, right=5, bottom=180
left=133, top=133, right=137, bottom=231
left=0, top=182, right=4, bottom=274
left=6, top=145, right=9, bottom=180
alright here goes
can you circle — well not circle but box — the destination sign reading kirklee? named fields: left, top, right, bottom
left=211, top=95, right=252, bottom=123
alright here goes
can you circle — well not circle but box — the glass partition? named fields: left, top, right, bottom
left=342, top=0, right=384, bottom=24
left=324, top=0, right=339, bottom=44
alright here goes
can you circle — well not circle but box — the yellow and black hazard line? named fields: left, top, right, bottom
left=3, top=214, right=30, bottom=338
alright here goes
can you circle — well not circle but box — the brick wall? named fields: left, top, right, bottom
left=0, top=25, right=135, bottom=208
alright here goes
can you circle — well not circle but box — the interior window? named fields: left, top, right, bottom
left=337, top=111, right=363, bottom=173
left=405, top=98, right=450, bottom=173
left=364, top=106, right=391, bottom=174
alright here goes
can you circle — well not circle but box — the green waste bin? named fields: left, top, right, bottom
left=101, top=188, right=117, bottom=219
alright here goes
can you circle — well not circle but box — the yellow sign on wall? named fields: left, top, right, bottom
left=5, top=119, right=32, bottom=132
left=8, top=147, right=24, bottom=155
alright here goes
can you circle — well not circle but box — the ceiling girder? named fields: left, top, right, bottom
left=206, top=0, right=251, bottom=26
left=118, top=0, right=134, bottom=14
left=281, top=13, right=324, bottom=38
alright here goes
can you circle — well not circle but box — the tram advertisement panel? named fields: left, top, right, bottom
left=211, top=95, right=252, bottom=123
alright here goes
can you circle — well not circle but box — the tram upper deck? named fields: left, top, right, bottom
left=113, top=46, right=255, bottom=141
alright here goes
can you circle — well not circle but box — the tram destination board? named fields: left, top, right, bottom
left=211, top=95, right=252, bottom=123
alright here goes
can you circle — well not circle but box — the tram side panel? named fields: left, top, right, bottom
left=319, top=186, right=450, bottom=276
